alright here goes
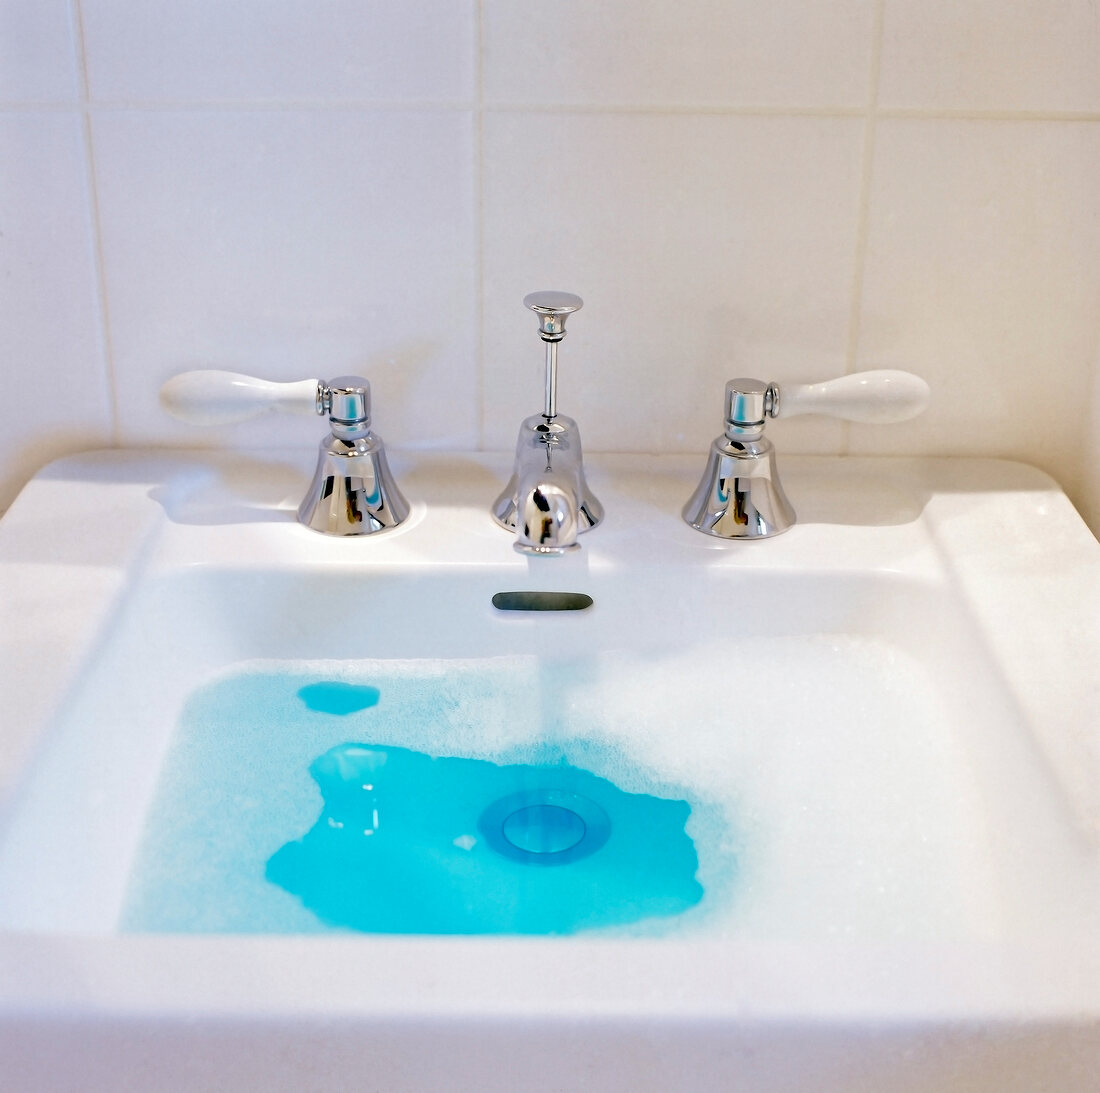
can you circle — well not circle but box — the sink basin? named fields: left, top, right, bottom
left=0, top=450, right=1098, bottom=1090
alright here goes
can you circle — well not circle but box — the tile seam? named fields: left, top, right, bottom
left=70, top=0, right=120, bottom=447
left=6, top=102, right=1097, bottom=123
left=474, top=0, right=486, bottom=450
left=840, top=0, right=887, bottom=457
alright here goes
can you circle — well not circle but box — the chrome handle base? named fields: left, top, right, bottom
left=684, top=370, right=928, bottom=539
left=297, top=375, right=409, bottom=536
left=681, top=435, right=795, bottom=540
left=298, top=432, right=409, bottom=536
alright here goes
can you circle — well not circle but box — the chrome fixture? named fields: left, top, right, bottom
left=492, top=292, right=603, bottom=555
left=683, top=370, right=930, bottom=539
left=159, top=370, right=409, bottom=536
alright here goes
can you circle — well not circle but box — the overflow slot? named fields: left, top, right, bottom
left=491, top=591, right=594, bottom=613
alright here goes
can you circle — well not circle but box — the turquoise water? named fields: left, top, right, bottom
left=121, top=667, right=721, bottom=936
left=298, top=681, right=380, bottom=714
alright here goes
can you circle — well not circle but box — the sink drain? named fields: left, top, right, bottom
left=479, top=789, right=611, bottom=866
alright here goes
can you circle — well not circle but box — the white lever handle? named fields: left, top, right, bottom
left=159, top=370, right=320, bottom=426
left=776, top=370, right=929, bottom=424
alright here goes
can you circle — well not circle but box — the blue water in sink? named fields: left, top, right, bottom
left=267, top=738, right=699, bottom=934
left=121, top=667, right=720, bottom=936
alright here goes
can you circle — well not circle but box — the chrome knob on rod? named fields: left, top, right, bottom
left=524, top=291, right=583, bottom=421
left=492, top=290, right=601, bottom=554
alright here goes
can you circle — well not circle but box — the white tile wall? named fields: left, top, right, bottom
left=1084, top=362, right=1100, bottom=534
left=0, top=112, right=112, bottom=512
left=482, top=112, right=865, bottom=454
left=94, top=109, right=476, bottom=450
left=483, top=0, right=874, bottom=109
left=854, top=119, right=1100, bottom=500
left=80, top=0, right=475, bottom=104
left=880, top=0, right=1100, bottom=113
left=0, top=1, right=1098, bottom=537
left=0, top=0, right=79, bottom=102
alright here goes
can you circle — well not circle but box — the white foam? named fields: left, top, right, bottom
left=150, top=644, right=995, bottom=942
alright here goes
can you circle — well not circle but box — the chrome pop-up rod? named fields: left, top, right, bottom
left=524, top=290, right=583, bottom=421
left=491, top=291, right=603, bottom=554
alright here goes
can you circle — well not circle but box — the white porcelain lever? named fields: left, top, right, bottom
left=775, top=370, right=929, bottom=424
left=158, top=369, right=407, bottom=535
left=686, top=368, right=931, bottom=540
left=159, top=370, right=321, bottom=426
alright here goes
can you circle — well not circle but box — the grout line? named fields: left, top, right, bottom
left=840, top=0, right=887, bottom=457
left=64, top=99, right=480, bottom=114
left=0, top=101, right=88, bottom=112
left=474, top=0, right=486, bottom=450
left=70, top=0, right=121, bottom=447
left=481, top=102, right=867, bottom=118
left=480, top=104, right=1100, bottom=122
left=876, top=106, right=1100, bottom=122
left=4, top=99, right=1098, bottom=123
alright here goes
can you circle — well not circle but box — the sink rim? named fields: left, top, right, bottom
left=0, top=449, right=1098, bottom=1030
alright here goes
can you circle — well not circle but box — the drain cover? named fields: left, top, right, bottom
left=479, top=789, right=611, bottom=866
left=502, top=804, right=587, bottom=855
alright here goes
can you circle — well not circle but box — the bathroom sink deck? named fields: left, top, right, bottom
left=0, top=451, right=1098, bottom=1091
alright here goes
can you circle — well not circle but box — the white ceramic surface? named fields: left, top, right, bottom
left=0, top=449, right=1097, bottom=1091
left=0, top=0, right=78, bottom=103
left=482, top=0, right=873, bottom=108
left=91, top=109, right=477, bottom=451
left=80, top=0, right=476, bottom=103
left=0, top=112, right=113, bottom=512
left=855, top=118, right=1100, bottom=497
left=4, top=3, right=1100, bottom=537
left=879, top=0, right=1100, bottom=113
left=480, top=112, right=864, bottom=453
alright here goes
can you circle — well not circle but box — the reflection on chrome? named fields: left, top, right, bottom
left=492, top=292, right=602, bottom=555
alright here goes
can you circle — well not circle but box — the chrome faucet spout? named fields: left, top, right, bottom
left=493, top=415, right=602, bottom=555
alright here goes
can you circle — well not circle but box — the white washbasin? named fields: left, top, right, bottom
left=0, top=450, right=1098, bottom=1090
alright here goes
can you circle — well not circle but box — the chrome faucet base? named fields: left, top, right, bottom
left=681, top=437, right=795, bottom=540
left=298, top=433, right=410, bottom=536
left=492, top=415, right=603, bottom=556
